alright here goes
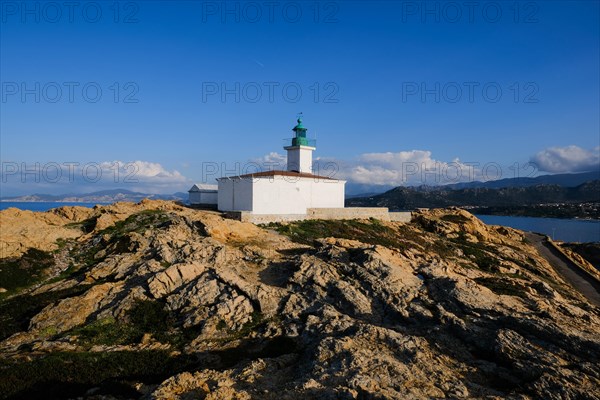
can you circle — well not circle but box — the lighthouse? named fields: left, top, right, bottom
left=214, top=115, right=346, bottom=218
left=284, top=116, right=316, bottom=173
left=191, top=115, right=403, bottom=223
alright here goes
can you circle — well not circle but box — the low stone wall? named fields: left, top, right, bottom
left=228, top=212, right=309, bottom=224
left=188, top=203, right=218, bottom=210
left=224, top=207, right=413, bottom=224
left=389, top=212, right=412, bottom=223
left=308, top=207, right=391, bottom=221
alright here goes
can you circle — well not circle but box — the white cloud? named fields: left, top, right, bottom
left=333, top=150, right=482, bottom=186
left=257, top=150, right=485, bottom=186
left=250, top=152, right=287, bottom=169
left=1, top=160, right=191, bottom=196
left=358, top=150, right=435, bottom=166
left=245, top=145, right=599, bottom=191
left=530, top=146, right=600, bottom=173
left=98, top=160, right=188, bottom=183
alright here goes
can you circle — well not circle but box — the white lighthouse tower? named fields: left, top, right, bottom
left=284, top=115, right=315, bottom=173
left=216, top=115, right=346, bottom=218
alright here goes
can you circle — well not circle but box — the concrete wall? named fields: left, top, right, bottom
left=285, top=146, right=315, bottom=173
left=217, top=180, right=234, bottom=211
left=219, top=175, right=345, bottom=215
left=251, top=178, right=305, bottom=214
left=308, top=207, right=391, bottom=221
left=217, top=178, right=253, bottom=212
left=189, top=191, right=218, bottom=205
left=226, top=207, right=409, bottom=224
left=226, top=211, right=309, bottom=224
left=251, top=176, right=345, bottom=215
left=309, top=180, right=346, bottom=209
left=389, top=212, right=412, bottom=223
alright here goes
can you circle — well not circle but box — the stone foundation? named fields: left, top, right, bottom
left=224, top=208, right=412, bottom=224
left=389, top=212, right=412, bottom=223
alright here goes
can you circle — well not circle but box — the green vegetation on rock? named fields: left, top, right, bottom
left=474, top=277, right=528, bottom=298
left=71, top=300, right=178, bottom=347
left=0, top=284, right=92, bottom=341
left=98, top=209, right=170, bottom=238
left=0, top=249, right=54, bottom=297
left=0, top=350, right=195, bottom=399
left=449, top=233, right=499, bottom=273
left=267, top=219, right=419, bottom=252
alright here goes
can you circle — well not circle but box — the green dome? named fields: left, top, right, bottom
left=287, top=115, right=315, bottom=147
left=293, top=117, right=306, bottom=131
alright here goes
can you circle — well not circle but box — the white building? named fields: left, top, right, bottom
left=217, top=117, right=346, bottom=215
left=188, top=183, right=218, bottom=206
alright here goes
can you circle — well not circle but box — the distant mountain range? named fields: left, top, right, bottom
left=346, top=180, right=600, bottom=219
left=345, top=171, right=600, bottom=197
left=3, top=172, right=599, bottom=209
left=444, top=171, right=600, bottom=190
left=0, top=189, right=188, bottom=203
left=347, top=180, right=600, bottom=209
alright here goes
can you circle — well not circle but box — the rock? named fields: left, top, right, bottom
left=29, top=282, right=125, bottom=334
left=32, top=339, right=79, bottom=352
left=0, top=207, right=84, bottom=258
left=1, top=202, right=599, bottom=400
left=50, top=206, right=94, bottom=223
left=93, top=213, right=118, bottom=231
left=531, top=281, right=560, bottom=299
left=148, top=262, right=206, bottom=298
left=151, top=370, right=251, bottom=400
left=413, top=208, right=491, bottom=241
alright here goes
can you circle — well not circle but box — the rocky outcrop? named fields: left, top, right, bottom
left=0, top=207, right=90, bottom=258
left=29, top=282, right=125, bottom=334
left=0, top=201, right=599, bottom=399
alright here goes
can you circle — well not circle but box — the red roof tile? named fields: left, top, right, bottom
left=235, top=170, right=336, bottom=180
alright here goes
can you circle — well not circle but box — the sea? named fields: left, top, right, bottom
left=475, top=215, right=600, bottom=243
left=0, top=202, right=598, bottom=243
left=0, top=202, right=112, bottom=212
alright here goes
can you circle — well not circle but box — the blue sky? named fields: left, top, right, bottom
left=1, top=0, right=599, bottom=195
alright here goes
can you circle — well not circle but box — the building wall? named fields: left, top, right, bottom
left=250, top=176, right=345, bottom=215
left=251, top=177, right=306, bottom=214
left=189, top=191, right=218, bottom=205
left=189, top=192, right=200, bottom=204
left=309, top=180, right=345, bottom=209
left=286, top=146, right=314, bottom=173
left=218, top=175, right=345, bottom=215
left=217, top=178, right=253, bottom=211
